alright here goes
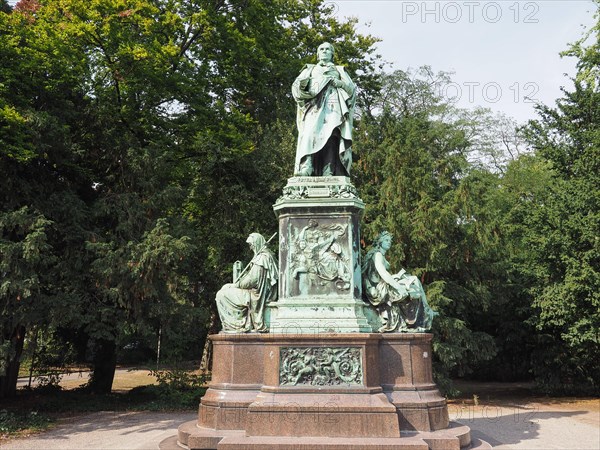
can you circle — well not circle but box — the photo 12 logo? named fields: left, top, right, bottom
left=401, top=2, right=540, bottom=24
left=440, top=81, right=540, bottom=104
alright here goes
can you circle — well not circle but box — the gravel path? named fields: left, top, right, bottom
left=449, top=400, right=599, bottom=449
left=0, top=411, right=196, bottom=450
left=1, top=400, right=597, bottom=449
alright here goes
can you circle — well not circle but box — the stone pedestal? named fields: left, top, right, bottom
left=161, top=177, right=490, bottom=450
left=270, top=176, right=372, bottom=333
left=167, top=333, right=485, bottom=450
left=379, top=334, right=449, bottom=432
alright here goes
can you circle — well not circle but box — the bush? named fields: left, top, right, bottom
left=131, top=368, right=208, bottom=409
left=151, top=368, right=207, bottom=391
left=0, top=410, right=52, bottom=434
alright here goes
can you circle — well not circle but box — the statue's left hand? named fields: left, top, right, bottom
left=393, top=282, right=409, bottom=298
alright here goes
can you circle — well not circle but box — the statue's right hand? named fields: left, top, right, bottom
left=330, top=78, right=343, bottom=88
left=299, top=78, right=310, bottom=90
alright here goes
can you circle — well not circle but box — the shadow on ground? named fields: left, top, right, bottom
left=452, top=405, right=592, bottom=448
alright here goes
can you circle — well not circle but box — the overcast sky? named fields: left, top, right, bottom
left=333, top=0, right=598, bottom=122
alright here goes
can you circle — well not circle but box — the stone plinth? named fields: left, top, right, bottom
left=245, top=333, right=398, bottom=439
left=379, top=334, right=449, bottom=432
left=197, top=335, right=265, bottom=431
left=270, top=176, right=372, bottom=333
left=166, top=332, right=482, bottom=450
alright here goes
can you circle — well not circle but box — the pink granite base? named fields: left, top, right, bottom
left=170, top=421, right=487, bottom=450
left=379, top=334, right=449, bottom=431
left=167, top=333, right=487, bottom=450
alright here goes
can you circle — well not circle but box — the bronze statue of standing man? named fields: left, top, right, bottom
left=292, top=42, right=356, bottom=177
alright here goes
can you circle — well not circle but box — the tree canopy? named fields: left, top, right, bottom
left=1, top=0, right=598, bottom=397
left=0, top=0, right=381, bottom=396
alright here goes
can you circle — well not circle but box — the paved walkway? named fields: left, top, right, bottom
left=448, top=399, right=599, bottom=449
left=1, top=399, right=598, bottom=449
left=0, top=411, right=196, bottom=450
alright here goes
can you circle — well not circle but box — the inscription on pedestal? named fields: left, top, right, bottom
left=276, top=176, right=362, bottom=203
left=279, top=347, right=363, bottom=386
left=307, top=187, right=330, bottom=197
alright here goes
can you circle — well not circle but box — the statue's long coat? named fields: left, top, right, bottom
left=292, top=63, right=355, bottom=174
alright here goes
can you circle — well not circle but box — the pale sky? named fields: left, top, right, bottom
left=6, top=0, right=597, bottom=123
left=333, top=0, right=598, bottom=123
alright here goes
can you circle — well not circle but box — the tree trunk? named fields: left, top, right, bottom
left=88, top=338, right=117, bottom=394
left=0, top=325, right=26, bottom=399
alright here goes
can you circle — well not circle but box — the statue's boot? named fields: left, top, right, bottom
left=295, top=156, right=313, bottom=176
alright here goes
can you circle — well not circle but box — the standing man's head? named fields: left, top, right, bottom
left=317, top=42, right=335, bottom=64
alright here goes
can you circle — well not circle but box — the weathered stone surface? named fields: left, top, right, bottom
left=279, top=346, right=363, bottom=386
left=171, top=421, right=482, bottom=450
left=380, top=334, right=449, bottom=432
left=197, top=336, right=266, bottom=431
left=270, top=177, right=371, bottom=333
left=170, top=333, right=477, bottom=450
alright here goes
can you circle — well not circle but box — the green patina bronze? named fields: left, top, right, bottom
left=280, top=347, right=363, bottom=386
left=215, top=233, right=278, bottom=333
left=289, top=220, right=351, bottom=296
left=362, top=232, right=437, bottom=332
left=292, top=42, right=356, bottom=177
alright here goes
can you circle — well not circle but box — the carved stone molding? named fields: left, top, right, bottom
left=279, top=346, right=363, bottom=386
left=275, top=177, right=362, bottom=204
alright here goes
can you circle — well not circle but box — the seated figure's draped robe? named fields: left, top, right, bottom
left=362, top=250, right=436, bottom=332
left=216, top=237, right=278, bottom=332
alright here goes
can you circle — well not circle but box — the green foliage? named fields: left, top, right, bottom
left=353, top=10, right=600, bottom=392
left=0, top=0, right=381, bottom=396
left=514, top=9, right=600, bottom=391
left=0, top=410, right=52, bottom=434
left=126, top=384, right=205, bottom=410
left=137, top=368, right=208, bottom=409
left=0, top=373, right=206, bottom=423
left=354, top=69, right=504, bottom=389
left=0, top=207, right=54, bottom=326
left=151, top=367, right=207, bottom=390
